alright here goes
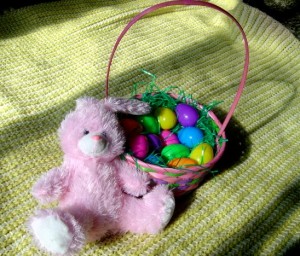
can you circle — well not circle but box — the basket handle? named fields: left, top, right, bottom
left=105, top=0, right=249, bottom=136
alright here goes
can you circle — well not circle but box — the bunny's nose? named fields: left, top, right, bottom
left=92, top=135, right=103, bottom=141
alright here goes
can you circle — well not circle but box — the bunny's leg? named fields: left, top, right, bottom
left=119, top=185, right=175, bottom=234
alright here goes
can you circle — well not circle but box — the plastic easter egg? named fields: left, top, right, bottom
left=155, top=107, right=177, bottom=130
left=161, top=144, right=190, bottom=162
left=167, top=158, right=198, bottom=168
left=190, top=143, right=214, bottom=165
left=175, top=103, right=199, bottom=127
left=178, top=127, right=204, bottom=148
left=137, top=115, right=160, bottom=134
left=129, top=134, right=149, bottom=159
left=119, top=118, right=143, bottom=136
left=147, top=134, right=162, bottom=151
left=160, top=130, right=179, bottom=146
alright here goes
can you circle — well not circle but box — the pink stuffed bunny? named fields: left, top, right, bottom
left=29, top=97, right=175, bottom=255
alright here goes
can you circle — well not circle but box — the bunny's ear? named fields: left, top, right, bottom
left=75, top=97, right=100, bottom=110
left=103, top=97, right=151, bottom=115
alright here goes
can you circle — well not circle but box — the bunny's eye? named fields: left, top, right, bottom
left=83, top=130, right=89, bottom=135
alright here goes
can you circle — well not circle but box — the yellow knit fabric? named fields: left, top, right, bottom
left=1, top=0, right=299, bottom=255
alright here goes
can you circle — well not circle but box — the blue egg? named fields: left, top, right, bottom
left=144, top=154, right=165, bottom=165
left=178, top=127, right=204, bottom=148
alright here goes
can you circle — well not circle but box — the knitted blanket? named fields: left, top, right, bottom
left=1, top=0, right=299, bottom=255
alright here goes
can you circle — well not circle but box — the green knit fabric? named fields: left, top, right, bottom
left=0, top=0, right=299, bottom=255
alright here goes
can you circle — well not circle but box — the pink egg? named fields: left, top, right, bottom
left=129, top=134, right=149, bottom=159
left=160, top=130, right=179, bottom=146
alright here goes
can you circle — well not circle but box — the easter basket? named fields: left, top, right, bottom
left=105, top=0, right=249, bottom=196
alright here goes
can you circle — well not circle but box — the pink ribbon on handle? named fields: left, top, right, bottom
left=105, top=0, right=249, bottom=136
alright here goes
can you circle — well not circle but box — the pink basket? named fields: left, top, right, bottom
left=105, top=0, right=249, bottom=196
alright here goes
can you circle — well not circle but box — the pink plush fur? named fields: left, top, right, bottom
left=29, top=97, right=175, bottom=255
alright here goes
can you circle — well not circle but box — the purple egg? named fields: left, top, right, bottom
left=147, top=134, right=162, bottom=151
left=175, top=103, right=199, bottom=127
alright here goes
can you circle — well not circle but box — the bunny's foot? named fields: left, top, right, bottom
left=29, top=209, right=85, bottom=255
left=119, top=185, right=175, bottom=234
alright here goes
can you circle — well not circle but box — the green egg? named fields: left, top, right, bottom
left=161, top=144, right=190, bottom=162
left=137, top=115, right=160, bottom=134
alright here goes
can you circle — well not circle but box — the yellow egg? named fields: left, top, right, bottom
left=155, top=107, right=177, bottom=130
left=167, top=158, right=198, bottom=168
left=190, top=143, right=214, bottom=165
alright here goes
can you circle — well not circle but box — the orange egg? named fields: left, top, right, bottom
left=167, top=158, right=198, bottom=168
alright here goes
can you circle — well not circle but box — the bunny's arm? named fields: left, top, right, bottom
left=32, top=167, right=70, bottom=204
left=116, top=160, right=150, bottom=197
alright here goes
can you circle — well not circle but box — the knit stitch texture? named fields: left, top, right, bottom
left=0, top=0, right=299, bottom=255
